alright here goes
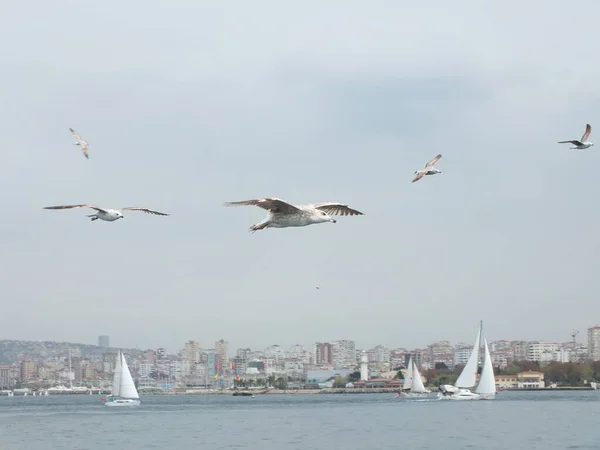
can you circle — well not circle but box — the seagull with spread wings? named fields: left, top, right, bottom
left=69, top=128, right=90, bottom=159
left=224, top=197, right=364, bottom=232
left=558, top=124, right=594, bottom=150
left=43, top=204, right=169, bottom=222
left=412, top=154, right=442, bottom=183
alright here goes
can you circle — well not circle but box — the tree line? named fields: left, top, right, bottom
left=408, top=360, right=600, bottom=387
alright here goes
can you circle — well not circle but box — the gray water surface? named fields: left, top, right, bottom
left=1, top=391, right=599, bottom=449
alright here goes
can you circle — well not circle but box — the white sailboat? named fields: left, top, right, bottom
left=475, top=339, right=496, bottom=399
left=438, top=321, right=496, bottom=401
left=105, top=351, right=141, bottom=407
left=396, top=356, right=430, bottom=398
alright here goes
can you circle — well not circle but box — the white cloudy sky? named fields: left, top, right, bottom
left=1, top=0, right=600, bottom=354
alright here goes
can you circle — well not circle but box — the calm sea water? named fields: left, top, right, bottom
left=1, top=391, right=599, bottom=449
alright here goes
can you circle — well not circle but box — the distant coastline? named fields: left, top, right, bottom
left=1, top=386, right=595, bottom=397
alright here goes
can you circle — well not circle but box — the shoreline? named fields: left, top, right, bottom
left=1, top=387, right=595, bottom=397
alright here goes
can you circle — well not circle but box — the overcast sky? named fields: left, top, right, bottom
left=1, top=0, right=600, bottom=355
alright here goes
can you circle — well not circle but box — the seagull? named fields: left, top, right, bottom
left=558, top=124, right=594, bottom=150
left=412, top=154, right=442, bottom=183
left=43, top=204, right=169, bottom=222
left=69, top=128, right=90, bottom=159
left=224, top=197, right=364, bottom=232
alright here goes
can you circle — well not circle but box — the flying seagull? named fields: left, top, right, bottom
left=412, top=154, right=442, bottom=183
left=43, top=204, right=169, bottom=222
left=224, top=197, right=364, bottom=232
left=69, top=128, right=90, bottom=159
left=558, top=124, right=594, bottom=150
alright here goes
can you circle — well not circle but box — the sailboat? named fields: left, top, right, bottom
left=105, top=350, right=141, bottom=407
left=438, top=321, right=496, bottom=401
left=396, top=356, right=431, bottom=398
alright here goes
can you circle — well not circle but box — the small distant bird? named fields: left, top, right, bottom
left=224, top=197, right=364, bottom=232
left=316, top=287, right=320, bottom=290
left=43, top=204, right=169, bottom=222
left=69, top=128, right=90, bottom=159
left=412, top=154, right=442, bottom=183
left=558, top=124, right=594, bottom=150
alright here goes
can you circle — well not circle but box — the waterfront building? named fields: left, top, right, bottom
left=587, top=326, right=600, bottom=361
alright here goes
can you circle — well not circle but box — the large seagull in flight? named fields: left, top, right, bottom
left=224, top=197, right=364, bottom=232
left=43, top=204, right=169, bottom=222
left=412, top=154, right=442, bottom=183
left=69, top=128, right=90, bottom=159
left=558, top=124, right=594, bottom=150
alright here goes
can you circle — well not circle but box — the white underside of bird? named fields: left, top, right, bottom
left=224, top=197, right=364, bottom=232
left=43, top=204, right=169, bottom=222
left=558, top=124, right=594, bottom=150
left=412, top=154, right=442, bottom=183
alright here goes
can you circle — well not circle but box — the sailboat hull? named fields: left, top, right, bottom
left=395, top=391, right=430, bottom=399
left=437, top=389, right=481, bottom=401
left=105, top=398, right=141, bottom=407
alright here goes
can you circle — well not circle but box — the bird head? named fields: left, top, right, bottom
left=316, top=210, right=336, bottom=224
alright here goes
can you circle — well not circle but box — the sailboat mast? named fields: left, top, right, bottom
left=478, top=320, right=484, bottom=368
left=68, top=348, right=73, bottom=389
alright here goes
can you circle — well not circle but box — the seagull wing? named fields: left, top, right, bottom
left=412, top=172, right=425, bottom=183
left=558, top=140, right=583, bottom=145
left=581, top=124, right=592, bottom=142
left=69, top=128, right=84, bottom=143
left=224, top=198, right=301, bottom=214
left=121, top=207, right=170, bottom=216
left=69, top=128, right=89, bottom=158
left=424, top=154, right=442, bottom=169
left=43, top=204, right=108, bottom=213
left=312, top=202, right=364, bottom=216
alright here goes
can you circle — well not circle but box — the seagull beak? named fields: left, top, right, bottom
left=331, top=219, right=337, bottom=224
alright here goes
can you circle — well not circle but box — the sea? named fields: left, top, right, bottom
left=0, top=391, right=599, bottom=450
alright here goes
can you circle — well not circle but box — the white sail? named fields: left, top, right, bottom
left=411, top=362, right=428, bottom=393
left=403, top=356, right=413, bottom=390
left=455, top=324, right=481, bottom=389
left=475, top=339, right=496, bottom=397
left=111, top=350, right=122, bottom=396
left=118, top=352, right=139, bottom=399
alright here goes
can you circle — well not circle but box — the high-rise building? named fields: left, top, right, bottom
left=98, top=335, right=110, bottom=348
left=71, top=357, right=82, bottom=382
left=453, top=344, right=473, bottom=367
left=331, top=340, right=356, bottom=368
left=587, top=326, right=600, bottom=361
left=215, top=339, right=228, bottom=371
left=314, top=342, right=333, bottom=365
left=0, top=365, right=10, bottom=389
left=182, top=341, right=202, bottom=364
left=236, top=348, right=252, bottom=359
left=526, top=341, right=559, bottom=362
left=20, top=361, right=36, bottom=381
left=427, top=341, right=455, bottom=368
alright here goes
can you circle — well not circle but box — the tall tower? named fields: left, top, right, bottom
left=360, top=350, right=368, bottom=381
left=215, top=339, right=229, bottom=373
left=98, top=335, right=110, bottom=348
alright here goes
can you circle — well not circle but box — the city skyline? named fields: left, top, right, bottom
left=2, top=1, right=600, bottom=349
left=2, top=323, right=596, bottom=358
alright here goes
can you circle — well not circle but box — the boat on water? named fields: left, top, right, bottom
left=104, top=350, right=141, bottom=407
left=591, top=382, right=598, bottom=390
left=395, top=356, right=431, bottom=398
left=438, top=321, right=496, bottom=401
